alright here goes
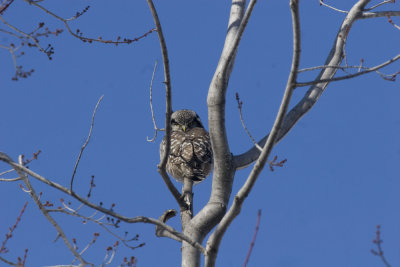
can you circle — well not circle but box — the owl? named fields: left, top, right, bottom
left=160, top=110, right=212, bottom=183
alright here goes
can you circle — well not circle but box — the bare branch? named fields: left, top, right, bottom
left=147, top=60, right=161, bottom=142
left=360, top=10, right=400, bottom=19
left=371, top=225, right=391, bottom=267
left=0, top=0, right=14, bottom=14
left=146, top=0, right=183, bottom=207
left=365, top=0, right=395, bottom=11
left=0, top=177, right=22, bottom=182
left=24, top=0, right=155, bottom=45
left=0, top=16, right=50, bottom=57
left=156, top=209, right=180, bottom=241
left=242, top=210, right=261, bottom=267
left=70, top=95, right=104, bottom=192
left=205, top=1, right=300, bottom=265
left=0, top=202, right=28, bottom=255
left=233, top=0, right=377, bottom=169
left=296, top=53, right=400, bottom=87
left=187, top=3, right=259, bottom=265
left=235, top=92, right=263, bottom=152
left=386, top=14, right=400, bottom=30
left=0, top=255, right=17, bottom=266
left=48, top=205, right=144, bottom=251
left=13, top=156, right=91, bottom=266
left=0, top=152, right=205, bottom=254
left=319, top=0, right=348, bottom=14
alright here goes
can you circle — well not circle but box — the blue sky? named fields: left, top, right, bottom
left=1, top=0, right=400, bottom=266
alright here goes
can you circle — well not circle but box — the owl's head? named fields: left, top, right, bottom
left=170, top=109, right=204, bottom=132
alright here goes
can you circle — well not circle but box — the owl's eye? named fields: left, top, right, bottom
left=171, top=119, right=178, bottom=125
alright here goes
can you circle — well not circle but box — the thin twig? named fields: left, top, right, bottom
left=386, top=15, right=400, bottom=30
left=147, top=60, right=160, bottom=142
left=0, top=0, right=14, bottom=14
left=297, top=53, right=400, bottom=86
left=365, top=0, right=395, bottom=11
left=0, top=16, right=48, bottom=55
left=0, top=201, right=28, bottom=254
left=48, top=207, right=144, bottom=250
left=70, top=95, right=103, bottom=192
left=0, top=177, right=22, bottom=182
left=243, top=210, right=261, bottom=267
left=0, top=168, right=16, bottom=177
left=236, top=92, right=262, bottom=152
left=299, top=63, right=400, bottom=81
left=319, top=0, right=348, bottom=13
left=0, top=255, right=17, bottom=266
left=371, top=225, right=391, bottom=267
left=76, top=233, right=99, bottom=260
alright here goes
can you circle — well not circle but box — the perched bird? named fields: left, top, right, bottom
left=160, top=109, right=212, bottom=184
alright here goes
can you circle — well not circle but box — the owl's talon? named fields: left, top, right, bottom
left=179, top=193, right=193, bottom=215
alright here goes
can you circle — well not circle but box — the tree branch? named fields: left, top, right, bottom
left=14, top=156, right=91, bottom=266
left=25, top=0, right=155, bottom=45
left=242, top=209, right=261, bottom=267
left=360, top=10, right=400, bottom=19
left=205, top=1, right=300, bottom=265
left=365, top=0, right=395, bottom=12
left=147, top=60, right=161, bottom=142
left=0, top=15, right=49, bottom=56
left=0, top=152, right=206, bottom=255
left=296, top=53, right=400, bottom=86
left=70, top=95, right=103, bottom=192
left=146, top=0, right=183, bottom=207
left=233, top=0, right=374, bottom=169
left=194, top=0, right=258, bottom=233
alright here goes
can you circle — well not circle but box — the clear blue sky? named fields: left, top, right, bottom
left=1, top=1, right=399, bottom=266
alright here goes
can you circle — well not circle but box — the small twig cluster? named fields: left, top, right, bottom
left=26, top=1, right=155, bottom=46
left=20, top=150, right=41, bottom=165
left=0, top=150, right=41, bottom=181
left=16, top=248, right=28, bottom=267
left=268, top=156, right=287, bottom=172
left=0, top=202, right=28, bottom=266
left=0, top=16, right=63, bottom=80
left=319, top=0, right=348, bottom=13
left=371, top=225, right=391, bottom=267
left=75, top=27, right=156, bottom=45
left=120, top=256, right=137, bottom=267
left=1, top=1, right=155, bottom=80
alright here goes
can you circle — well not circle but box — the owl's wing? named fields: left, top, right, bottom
left=190, top=128, right=212, bottom=164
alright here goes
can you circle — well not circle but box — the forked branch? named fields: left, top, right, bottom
left=205, top=1, right=300, bottom=265
left=0, top=152, right=206, bottom=255
left=233, top=0, right=399, bottom=169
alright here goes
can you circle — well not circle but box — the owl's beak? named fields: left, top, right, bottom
left=181, top=125, right=187, bottom=132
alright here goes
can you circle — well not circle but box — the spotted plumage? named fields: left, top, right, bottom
left=160, top=110, right=212, bottom=183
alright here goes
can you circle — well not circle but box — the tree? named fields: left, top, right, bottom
left=0, top=0, right=399, bottom=266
